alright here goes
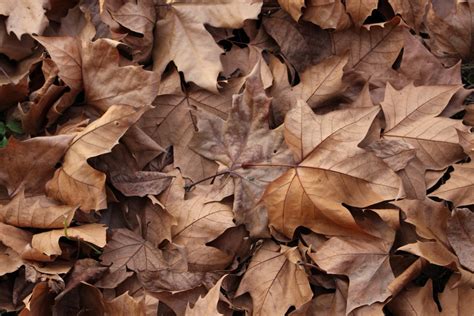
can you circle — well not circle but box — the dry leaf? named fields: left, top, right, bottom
left=446, top=208, right=474, bottom=271
left=0, top=0, right=49, bottom=38
left=278, top=0, right=305, bottom=21
left=31, top=223, right=107, bottom=256
left=0, top=135, right=73, bottom=196
left=46, top=105, right=146, bottom=211
left=185, top=275, right=225, bottom=316
left=312, top=212, right=396, bottom=313
left=0, top=190, right=76, bottom=229
left=381, top=83, right=467, bottom=170
left=236, top=241, right=312, bottom=316
left=153, top=0, right=262, bottom=92
left=263, top=100, right=400, bottom=238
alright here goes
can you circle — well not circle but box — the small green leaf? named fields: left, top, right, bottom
left=0, top=122, right=5, bottom=135
left=6, top=120, right=23, bottom=134
left=0, top=136, right=7, bottom=148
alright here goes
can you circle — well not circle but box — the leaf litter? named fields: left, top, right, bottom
left=0, top=0, right=473, bottom=315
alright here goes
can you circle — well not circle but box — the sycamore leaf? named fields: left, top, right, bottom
left=437, top=275, right=474, bottom=315
left=0, top=190, right=76, bottom=229
left=185, top=275, right=225, bottom=316
left=105, top=292, right=146, bottom=316
left=34, top=36, right=82, bottom=90
left=110, top=171, right=172, bottom=197
left=430, top=162, right=474, bottom=206
left=446, top=208, right=474, bottom=271
left=152, top=0, right=262, bottom=92
left=277, top=0, right=305, bottom=21
left=333, top=17, right=406, bottom=74
left=138, top=70, right=243, bottom=180
left=0, top=0, right=49, bottom=38
left=166, top=192, right=235, bottom=270
left=389, top=0, right=430, bottom=32
left=381, top=83, right=467, bottom=170
left=0, top=135, right=73, bottom=196
left=311, top=212, right=396, bottom=314
left=100, top=228, right=178, bottom=273
left=35, top=37, right=159, bottom=112
left=262, top=10, right=332, bottom=72
left=394, top=198, right=450, bottom=246
left=425, top=0, right=474, bottom=64
left=270, top=54, right=348, bottom=120
left=236, top=241, right=312, bottom=316
left=0, top=245, right=22, bottom=276
left=82, top=39, right=159, bottom=112
left=31, top=223, right=107, bottom=256
left=46, top=105, right=146, bottom=211
left=302, top=0, right=351, bottom=30
left=190, top=66, right=294, bottom=229
left=345, top=0, right=379, bottom=26
left=263, top=100, right=401, bottom=238
left=387, top=280, right=441, bottom=315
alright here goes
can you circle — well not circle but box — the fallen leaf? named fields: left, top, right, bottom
left=0, top=190, right=76, bottom=229
left=100, top=228, right=172, bottom=273
left=263, top=10, right=332, bottom=72
left=333, top=17, right=406, bottom=75
left=191, top=65, right=294, bottom=230
left=0, top=135, right=74, bottom=196
left=387, top=280, right=440, bottom=315
left=380, top=83, right=467, bottom=170
left=31, top=223, right=107, bottom=256
left=263, top=100, right=400, bottom=238
left=277, top=0, right=305, bottom=21
left=0, top=0, right=49, bottom=38
left=105, top=291, right=146, bottom=316
left=430, top=162, right=474, bottom=206
left=425, top=0, right=474, bottom=65
left=302, top=0, right=351, bottom=30
left=236, top=241, right=312, bottom=316
left=311, top=212, right=396, bottom=313
left=0, top=245, right=23, bottom=276
left=152, top=0, right=262, bottom=92
left=345, top=0, right=379, bottom=26
left=185, top=275, right=226, bottom=316
left=446, top=208, right=474, bottom=271
left=46, top=105, right=146, bottom=211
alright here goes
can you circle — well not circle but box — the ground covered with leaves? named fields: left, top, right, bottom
left=0, top=0, right=474, bottom=315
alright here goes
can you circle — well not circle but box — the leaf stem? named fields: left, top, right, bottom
left=184, top=170, right=231, bottom=191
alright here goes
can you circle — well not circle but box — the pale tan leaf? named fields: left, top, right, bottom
left=332, top=17, right=406, bottom=74
left=278, top=0, right=305, bottom=21
left=389, top=0, right=430, bottom=32
left=46, top=105, right=146, bottom=211
left=447, top=208, right=474, bottom=271
left=387, top=280, right=441, bottom=316
left=264, top=101, right=401, bottom=238
left=0, top=245, right=23, bottom=276
left=167, top=191, right=235, bottom=270
left=31, top=223, right=107, bottom=256
left=236, top=241, right=312, bottom=316
left=345, top=0, right=378, bottom=26
left=312, top=214, right=396, bottom=314
left=431, top=162, right=474, bottom=206
left=302, top=0, right=351, bottom=30
left=34, top=36, right=82, bottom=90
left=0, top=0, right=49, bottom=38
left=153, top=1, right=262, bottom=92
left=0, top=190, right=76, bottom=229
left=381, top=83, right=467, bottom=170
left=185, top=275, right=226, bottom=316
left=105, top=292, right=145, bottom=316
